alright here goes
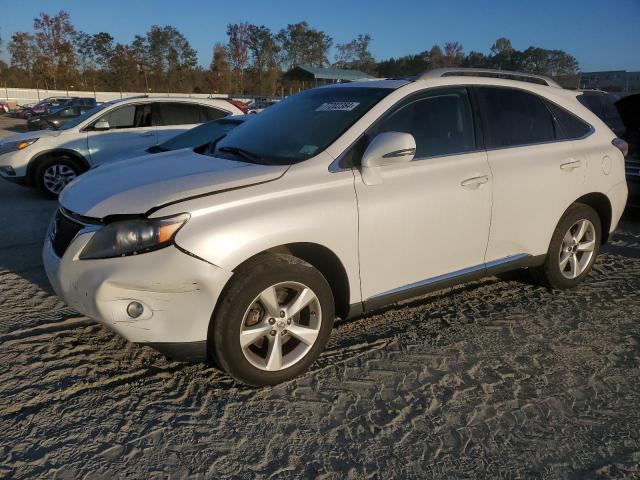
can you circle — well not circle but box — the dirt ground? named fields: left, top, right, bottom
left=1, top=116, right=639, bottom=479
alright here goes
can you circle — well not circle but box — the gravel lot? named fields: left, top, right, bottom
left=1, top=116, right=639, bottom=479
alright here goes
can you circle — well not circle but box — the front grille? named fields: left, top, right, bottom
left=626, top=159, right=640, bottom=178
left=51, top=209, right=84, bottom=257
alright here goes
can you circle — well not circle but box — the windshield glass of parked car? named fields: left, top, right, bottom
left=213, top=86, right=392, bottom=165
left=58, top=103, right=109, bottom=130
left=162, top=118, right=244, bottom=152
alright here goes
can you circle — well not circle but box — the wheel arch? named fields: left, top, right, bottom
left=27, top=149, right=90, bottom=184
left=574, top=192, right=612, bottom=244
left=229, top=242, right=352, bottom=320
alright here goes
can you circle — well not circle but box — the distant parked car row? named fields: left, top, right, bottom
left=0, top=96, right=243, bottom=196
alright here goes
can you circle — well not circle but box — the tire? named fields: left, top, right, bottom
left=533, top=203, right=601, bottom=289
left=34, top=156, right=84, bottom=199
left=210, top=253, right=335, bottom=386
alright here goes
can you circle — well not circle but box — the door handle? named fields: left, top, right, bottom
left=560, top=159, right=582, bottom=171
left=460, top=175, right=489, bottom=189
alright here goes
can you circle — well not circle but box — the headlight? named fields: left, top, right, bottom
left=0, top=138, right=39, bottom=154
left=79, top=213, right=190, bottom=260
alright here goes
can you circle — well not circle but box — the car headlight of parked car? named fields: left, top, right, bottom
left=0, top=138, right=39, bottom=155
left=79, top=213, right=190, bottom=260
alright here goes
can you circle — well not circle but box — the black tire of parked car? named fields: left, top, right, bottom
left=533, top=203, right=602, bottom=289
left=210, top=253, right=335, bottom=386
left=34, top=156, right=85, bottom=199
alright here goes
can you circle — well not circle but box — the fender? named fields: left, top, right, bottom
left=27, top=148, right=91, bottom=182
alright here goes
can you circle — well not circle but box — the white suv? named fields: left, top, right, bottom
left=0, top=97, right=242, bottom=196
left=43, top=69, right=628, bottom=386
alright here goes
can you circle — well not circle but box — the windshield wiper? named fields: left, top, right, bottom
left=217, top=146, right=262, bottom=164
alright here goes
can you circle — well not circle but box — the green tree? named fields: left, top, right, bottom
left=277, top=22, right=332, bottom=69
left=490, top=37, right=513, bottom=56
left=334, top=33, right=375, bottom=73
left=92, top=32, right=114, bottom=70
left=247, top=25, right=280, bottom=95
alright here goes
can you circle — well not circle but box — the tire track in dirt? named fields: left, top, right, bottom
left=1, top=213, right=639, bottom=478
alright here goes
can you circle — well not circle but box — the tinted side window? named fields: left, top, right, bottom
left=545, top=101, right=592, bottom=139
left=97, top=104, right=151, bottom=129
left=476, top=87, right=555, bottom=148
left=372, top=88, right=476, bottom=158
left=201, top=106, right=228, bottom=122
left=103, top=105, right=135, bottom=128
left=155, top=103, right=202, bottom=126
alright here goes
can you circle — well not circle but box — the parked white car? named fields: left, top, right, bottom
left=43, top=69, right=628, bottom=385
left=0, top=97, right=242, bottom=196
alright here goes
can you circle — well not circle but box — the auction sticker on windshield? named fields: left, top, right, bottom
left=316, top=102, right=360, bottom=112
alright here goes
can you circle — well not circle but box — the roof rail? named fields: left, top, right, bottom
left=418, top=68, right=562, bottom=88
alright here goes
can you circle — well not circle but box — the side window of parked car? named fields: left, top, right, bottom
left=96, top=104, right=151, bottom=129
left=339, top=88, right=476, bottom=168
left=154, top=103, right=203, bottom=126
left=201, top=106, right=229, bottom=122
left=370, top=88, right=476, bottom=159
left=545, top=101, right=592, bottom=139
left=58, top=107, right=76, bottom=117
left=476, top=86, right=556, bottom=148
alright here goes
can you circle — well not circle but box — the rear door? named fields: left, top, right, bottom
left=154, top=102, right=229, bottom=144
left=86, top=103, right=156, bottom=164
left=476, top=86, right=587, bottom=263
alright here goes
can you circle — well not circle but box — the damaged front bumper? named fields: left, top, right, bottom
left=42, top=226, right=233, bottom=362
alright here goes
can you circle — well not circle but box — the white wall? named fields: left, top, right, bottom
left=0, top=87, right=229, bottom=107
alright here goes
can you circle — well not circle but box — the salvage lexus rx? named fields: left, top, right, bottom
left=43, top=69, right=628, bottom=386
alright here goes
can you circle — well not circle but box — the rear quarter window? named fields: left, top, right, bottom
left=545, top=101, right=592, bottom=139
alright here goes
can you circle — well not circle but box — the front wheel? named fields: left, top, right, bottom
left=210, top=253, right=335, bottom=386
left=533, top=203, right=601, bottom=289
left=35, top=157, right=83, bottom=198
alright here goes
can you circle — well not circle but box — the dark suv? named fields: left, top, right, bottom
left=578, top=90, right=639, bottom=206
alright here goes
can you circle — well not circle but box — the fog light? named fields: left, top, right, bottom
left=126, top=301, right=144, bottom=319
left=0, top=166, right=16, bottom=176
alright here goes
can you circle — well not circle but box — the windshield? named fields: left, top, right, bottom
left=58, top=103, right=109, bottom=130
left=213, top=86, right=392, bottom=165
left=160, top=118, right=244, bottom=151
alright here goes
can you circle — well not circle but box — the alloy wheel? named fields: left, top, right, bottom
left=240, top=281, right=322, bottom=371
left=559, top=219, right=596, bottom=279
left=42, top=164, right=77, bottom=195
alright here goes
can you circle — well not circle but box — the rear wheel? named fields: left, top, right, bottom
left=35, top=157, right=84, bottom=198
left=533, top=203, right=601, bottom=289
left=210, top=253, right=335, bottom=386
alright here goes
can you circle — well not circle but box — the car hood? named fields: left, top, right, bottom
left=59, top=148, right=288, bottom=218
left=0, top=129, right=61, bottom=144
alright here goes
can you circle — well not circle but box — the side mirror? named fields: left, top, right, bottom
left=361, top=131, right=416, bottom=185
left=93, top=119, right=110, bottom=131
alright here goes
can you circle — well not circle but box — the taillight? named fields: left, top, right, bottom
left=612, top=138, right=629, bottom=157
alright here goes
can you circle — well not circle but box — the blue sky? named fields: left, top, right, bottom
left=1, top=0, right=639, bottom=72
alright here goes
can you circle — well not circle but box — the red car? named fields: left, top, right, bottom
left=0, top=101, right=10, bottom=114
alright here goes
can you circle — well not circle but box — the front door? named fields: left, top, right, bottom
left=354, top=87, right=493, bottom=303
left=86, top=103, right=157, bottom=165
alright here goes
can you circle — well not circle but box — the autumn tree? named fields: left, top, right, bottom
left=226, top=23, right=251, bottom=93
left=209, top=43, right=232, bottom=93
left=33, top=11, right=77, bottom=89
left=247, top=25, right=280, bottom=95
